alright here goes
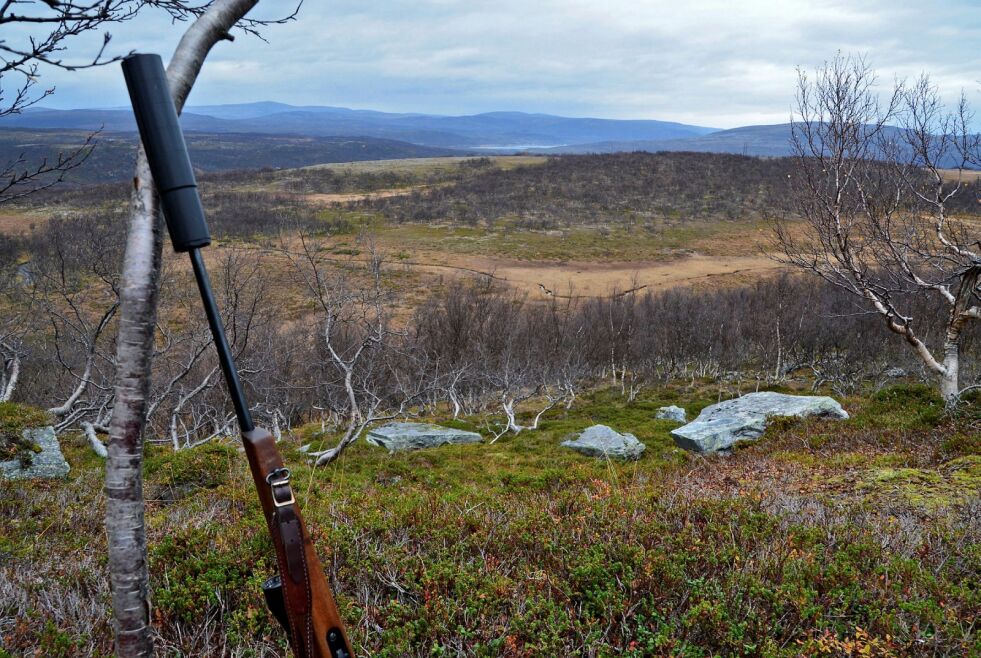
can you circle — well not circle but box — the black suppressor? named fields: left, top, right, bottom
left=122, top=53, right=211, bottom=252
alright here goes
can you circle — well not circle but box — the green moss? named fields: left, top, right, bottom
left=868, top=467, right=942, bottom=485
left=0, top=402, right=50, bottom=463
left=854, top=456, right=981, bottom=507
left=761, top=415, right=806, bottom=436
left=946, top=454, right=981, bottom=487
left=805, top=433, right=833, bottom=450
left=868, top=452, right=912, bottom=468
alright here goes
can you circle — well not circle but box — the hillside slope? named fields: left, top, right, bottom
left=1, top=384, right=977, bottom=656
left=0, top=129, right=455, bottom=184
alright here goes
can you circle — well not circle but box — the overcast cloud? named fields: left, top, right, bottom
left=8, top=0, right=981, bottom=128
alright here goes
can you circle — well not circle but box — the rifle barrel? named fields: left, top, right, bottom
left=189, top=248, right=254, bottom=432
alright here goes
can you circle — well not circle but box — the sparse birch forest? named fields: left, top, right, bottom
left=0, top=44, right=978, bottom=658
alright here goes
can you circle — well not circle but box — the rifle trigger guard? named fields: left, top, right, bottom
left=266, top=467, right=296, bottom=508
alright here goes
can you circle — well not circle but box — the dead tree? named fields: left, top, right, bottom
left=0, top=271, right=28, bottom=402
left=14, top=214, right=123, bottom=429
left=143, top=248, right=266, bottom=449
left=477, top=293, right=569, bottom=440
left=488, top=383, right=566, bottom=441
left=284, top=233, right=424, bottom=465
left=0, top=338, right=21, bottom=402
left=775, top=54, right=980, bottom=407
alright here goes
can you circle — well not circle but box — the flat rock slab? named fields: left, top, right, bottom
left=670, top=392, right=848, bottom=454
left=366, top=422, right=482, bottom=452
left=0, top=427, right=70, bottom=479
left=655, top=405, right=687, bottom=423
left=561, top=424, right=646, bottom=460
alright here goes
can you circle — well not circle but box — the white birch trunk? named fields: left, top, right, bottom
left=104, top=2, right=259, bottom=655
left=1, top=353, right=18, bottom=402
left=940, top=344, right=959, bottom=405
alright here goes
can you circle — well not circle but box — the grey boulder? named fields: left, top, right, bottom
left=561, top=424, right=646, bottom=460
left=0, top=427, right=70, bottom=479
left=655, top=405, right=687, bottom=423
left=670, top=392, right=848, bottom=454
left=366, top=422, right=482, bottom=452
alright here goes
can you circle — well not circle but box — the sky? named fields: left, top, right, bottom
left=7, top=0, right=981, bottom=129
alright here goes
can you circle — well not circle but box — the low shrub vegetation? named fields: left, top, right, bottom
left=0, top=384, right=977, bottom=656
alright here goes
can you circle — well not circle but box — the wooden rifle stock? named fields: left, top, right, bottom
left=244, top=428, right=353, bottom=658
left=121, top=53, right=355, bottom=658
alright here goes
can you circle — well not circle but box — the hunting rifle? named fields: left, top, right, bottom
left=122, top=53, right=355, bottom=658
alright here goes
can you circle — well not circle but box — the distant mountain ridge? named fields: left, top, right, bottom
left=21, top=103, right=944, bottom=161
left=540, top=124, right=797, bottom=157
left=4, top=102, right=719, bottom=149
left=541, top=123, right=974, bottom=168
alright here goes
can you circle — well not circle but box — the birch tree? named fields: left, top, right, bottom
left=104, top=2, right=264, bottom=655
left=776, top=54, right=981, bottom=407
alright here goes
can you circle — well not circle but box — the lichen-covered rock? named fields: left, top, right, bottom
left=366, top=422, right=482, bottom=452
left=670, top=392, right=848, bottom=454
left=561, top=424, right=646, bottom=460
left=655, top=405, right=687, bottom=423
left=0, top=427, right=70, bottom=479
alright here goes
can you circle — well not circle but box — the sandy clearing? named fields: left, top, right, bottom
left=492, top=254, right=784, bottom=297
left=299, top=155, right=548, bottom=173
left=939, top=168, right=981, bottom=183
left=303, top=188, right=417, bottom=205
left=388, top=252, right=785, bottom=298
left=0, top=211, right=47, bottom=235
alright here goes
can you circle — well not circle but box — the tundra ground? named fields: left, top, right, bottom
left=0, top=383, right=978, bottom=657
